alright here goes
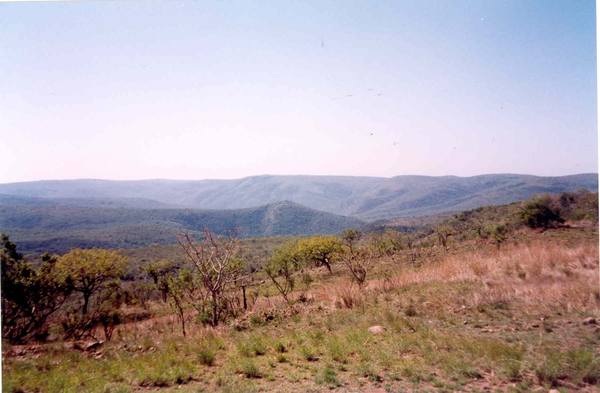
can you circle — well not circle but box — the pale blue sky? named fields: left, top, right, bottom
left=0, top=1, right=597, bottom=182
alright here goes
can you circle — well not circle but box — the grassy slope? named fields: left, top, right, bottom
left=1, top=174, right=597, bottom=220
left=2, top=222, right=599, bottom=392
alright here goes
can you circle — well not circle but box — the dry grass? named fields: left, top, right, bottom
left=4, top=227, right=599, bottom=393
left=330, top=284, right=365, bottom=310
left=369, top=242, right=599, bottom=313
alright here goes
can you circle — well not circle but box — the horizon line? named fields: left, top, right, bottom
left=0, top=172, right=598, bottom=185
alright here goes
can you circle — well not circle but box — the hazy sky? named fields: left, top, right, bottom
left=1, top=1, right=597, bottom=183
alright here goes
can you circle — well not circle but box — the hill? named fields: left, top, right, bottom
left=0, top=201, right=364, bottom=254
left=0, top=174, right=596, bottom=220
left=2, top=193, right=598, bottom=392
left=0, top=194, right=181, bottom=209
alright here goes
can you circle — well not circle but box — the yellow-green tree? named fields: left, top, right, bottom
left=296, top=235, right=342, bottom=273
left=57, top=248, right=127, bottom=316
left=265, top=242, right=302, bottom=304
left=265, top=235, right=341, bottom=303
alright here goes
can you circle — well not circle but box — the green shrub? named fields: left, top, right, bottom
left=274, top=341, right=286, bottom=353
left=316, top=366, right=340, bottom=386
left=327, top=337, right=350, bottom=364
left=276, top=354, right=287, bottom=363
left=237, top=335, right=267, bottom=357
left=300, top=345, right=318, bottom=361
left=241, top=360, right=261, bottom=378
left=565, top=347, right=600, bottom=384
left=534, top=350, right=564, bottom=386
left=197, top=348, right=215, bottom=366
left=518, top=195, right=564, bottom=229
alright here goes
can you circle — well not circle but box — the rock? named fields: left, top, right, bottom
left=548, top=390, right=560, bottom=393
left=86, top=341, right=103, bottom=351
left=368, top=325, right=386, bottom=334
left=462, top=320, right=468, bottom=325
left=531, top=323, right=540, bottom=328
left=583, top=317, right=597, bottom=325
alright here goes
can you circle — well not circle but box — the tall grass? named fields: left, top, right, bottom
left=370, top=242, right=599, bottom=312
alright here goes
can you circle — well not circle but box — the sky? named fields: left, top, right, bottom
left=0, top=0, right=597, bottom=183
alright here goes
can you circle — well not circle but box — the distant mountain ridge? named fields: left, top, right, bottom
left=0, top=174, right=596, bottom=220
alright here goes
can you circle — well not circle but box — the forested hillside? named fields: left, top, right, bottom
left=0, top=201, right=364, bottom=254
left=0, top=173, right=596, bottom=220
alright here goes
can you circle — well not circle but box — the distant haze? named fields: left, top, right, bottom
left=1, top=173, right=596, bottom=220
left=0, top=1, right=597, bottom=183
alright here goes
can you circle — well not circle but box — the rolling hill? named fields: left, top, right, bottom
left=0, top=201, right=364, bottom=254
left=0, top=174, right=597, bottom=220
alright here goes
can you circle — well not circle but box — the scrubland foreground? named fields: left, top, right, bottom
left=2, top=194, right=600, bottom=393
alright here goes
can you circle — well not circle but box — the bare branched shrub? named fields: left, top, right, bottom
left=340, top=229, right=375, bottom=288
left=177, top=228, right=245, bottom=327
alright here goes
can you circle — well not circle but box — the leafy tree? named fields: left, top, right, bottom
left=557, top=190, right=598, bottom=222
left=472, top=217, right=487, bottom=238
left=264, top=244, right=300, bottom=305
left=559, top=191, right=576, bottom=209
left=1, top=234, right=70, bottom=343
left=56, top=248, right=128, bottom=316
left=518, top=194, right=564, bottom=229
left=577, top=192, right=599, bottom=222
left=296, top=235, right=342, bottom=273
left=435, top=225, right=453, bottom=249
left=369, top=229, right=404, bottom=256
left=485, top=223, right=509, bottom=248
left=265, top=235, right=341, bottom=302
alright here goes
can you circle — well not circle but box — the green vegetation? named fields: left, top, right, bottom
left=0, top=201, right=364, bottom=254
left=2, top=192, right=599, bottom=392
left=57, top=248, right=127, bottom=316
left=1, top=235, right=69, bottom=343
left=1, top=173, right=597, bottom=220
left=518, top=194, right=564, bottom=228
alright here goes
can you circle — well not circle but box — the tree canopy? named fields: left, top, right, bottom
left=1, top=234, right=69, bottom=343
left=56, top=248, right=128, bottom=315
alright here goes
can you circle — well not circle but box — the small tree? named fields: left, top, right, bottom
left=518, top=194, right=564, bottom=229
left=369, top=229, right=404, bottom=256
left=296, top=235, right=342, bottom=274
left=57, top=248, right=128, bottom=316
left=146, top=260, right=191, bottom=336
left=265, top=235, right=341, bottom=303
left=55, top=248, right=127, bottom=339
left=340, top=229, right=374, bottom=288
left=485, top=223, right=509, bottom=248
left=435, top=225, right=453, bottom=249
left=177, top=228, right=244, bottom=326
left=264, top=244, right=301, bottom=305
left=1, top=234, right=71, bottom=343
